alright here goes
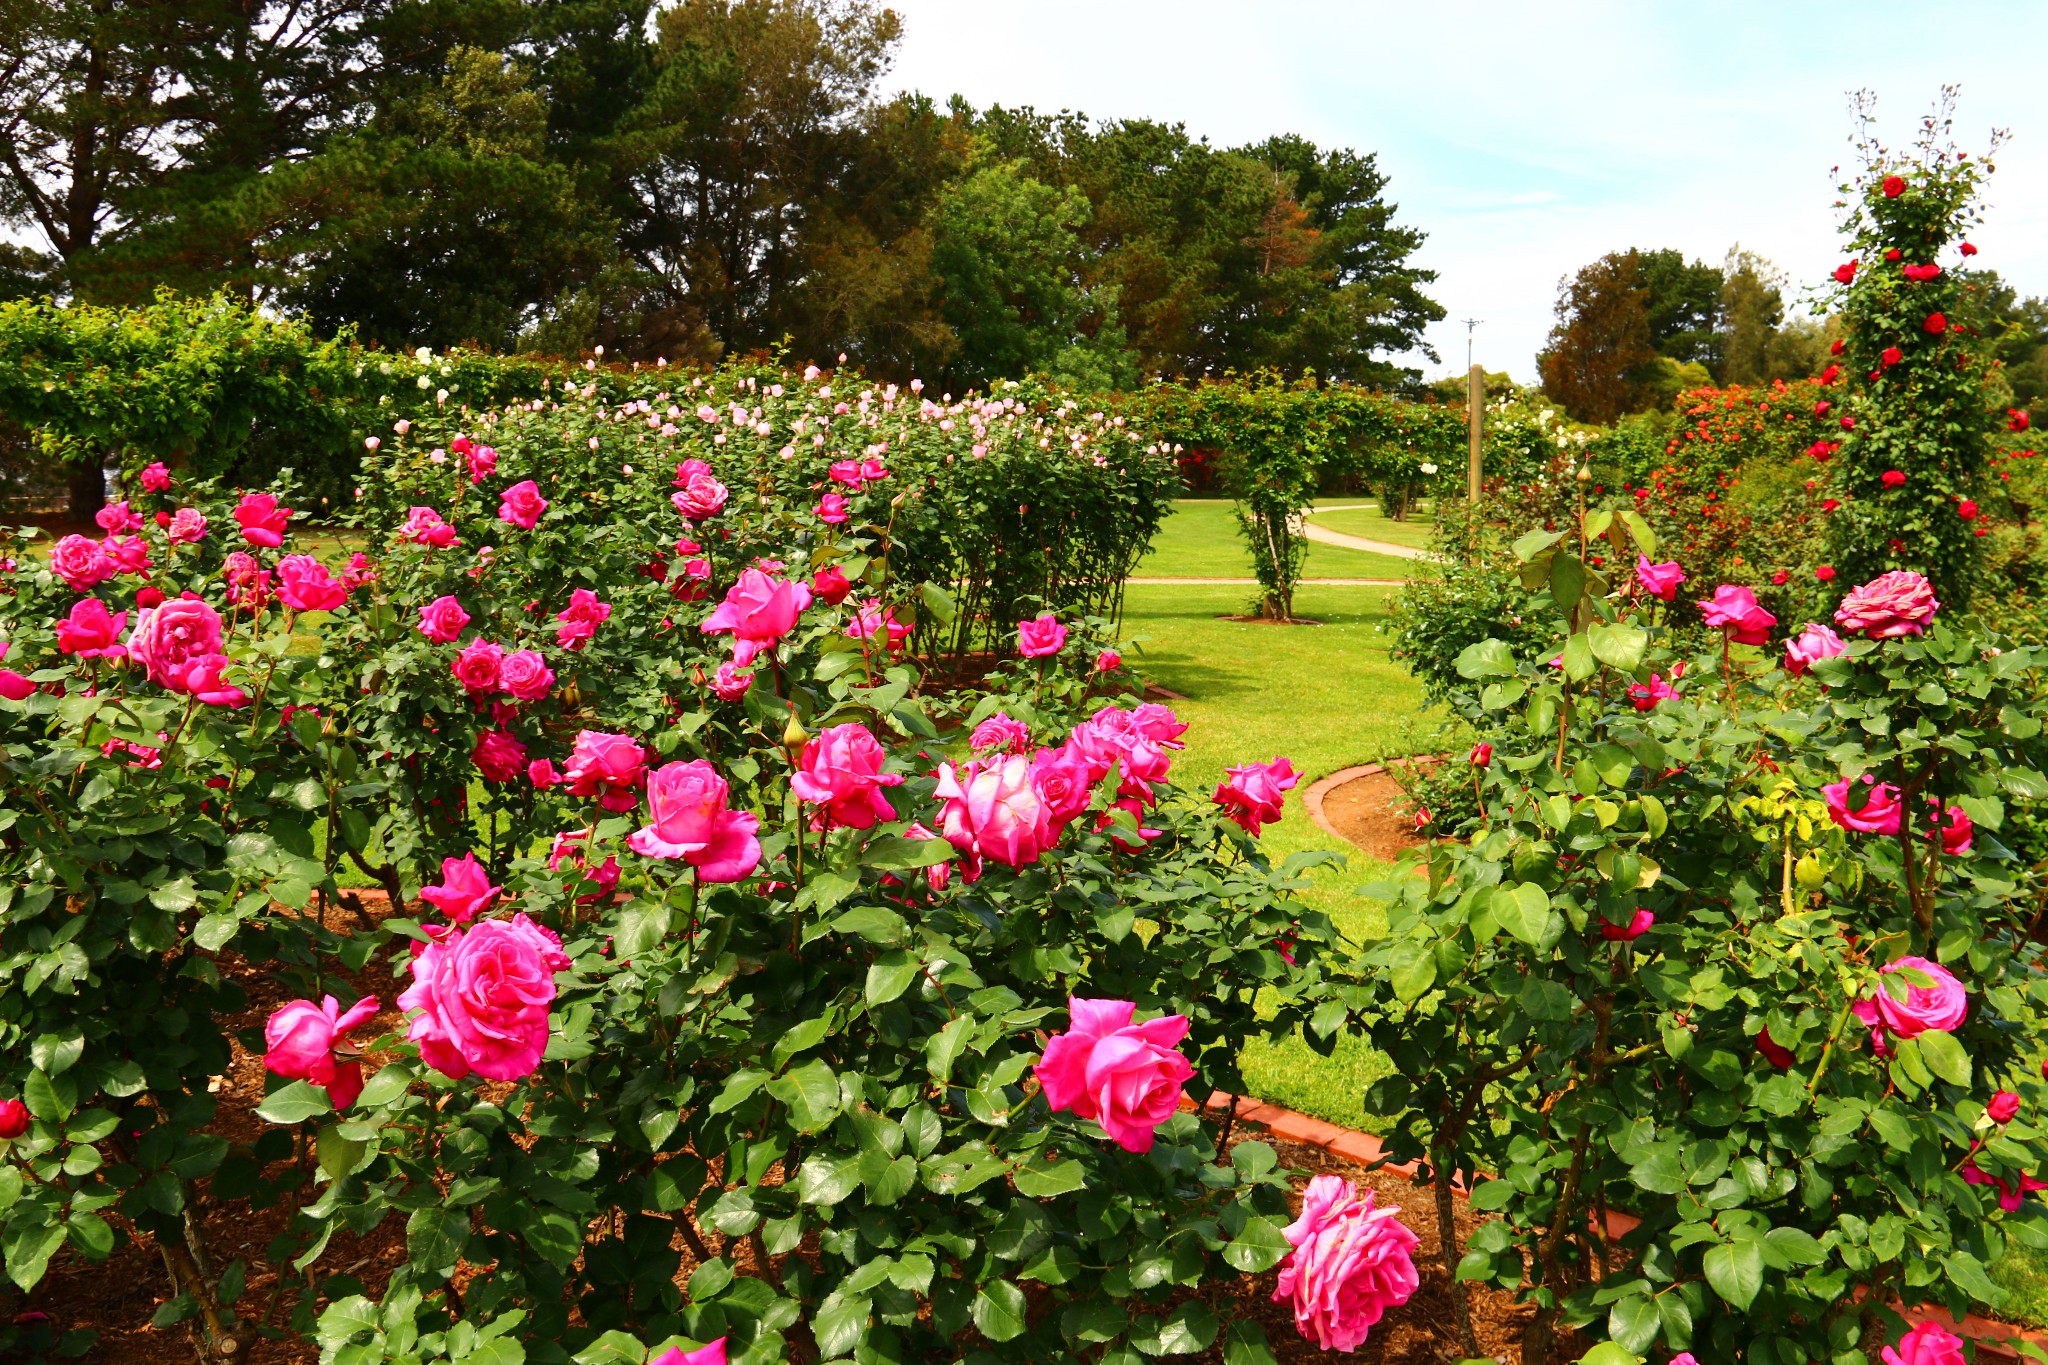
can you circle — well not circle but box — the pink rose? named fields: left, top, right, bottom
left=1095, top=649, right=1122, bottom=673
left=1835, top=570, right=1941, bottom=639
left=1823, top=774, right=1903, bottom=834
left=1882, top=1322, right=1966, bottom=1365
left=0, top=658, right=34, bottom=700
left=527, top=758, right=561, bottom=789
left=497, top=479, right=548, bottom=529
left=554, top=588, right=611, bottom=651
left=55, top=598, right=128, bottom=659
left=1029, top=742, right=1095, bottom=837
left=1066, top=706, right=1172, bottom=804
left=811, top=565, right=853, bottom=605
left=672, top=472, right=729, bottom=521
left=167, top=508, right=208, bottom=544
left=472, top=729, right=528, bottom=784
left=933, top=755, right=1051, bottom=870
left=420, top=852, right=504, bottom=923
left=709, top=661, right=753, bottom=701
left=1034, top=997, right=1194, bottom=1153
left=970, top=712, right=1032, bottom=754
left=1470, top=743, right=1493, bottom=767
left=127, top=594, right=225, bottom=687
left=399, top=917, right=559, bottom=1081
left=1213, top=757, right=1300, bottom=835
left=1989, top=1091, right=2022, bottom=1124
left=101, top=533, right=151, bottom=576
left=139, top=462, right=172, bottom=493
left=166, top=653, right=250, bottom=707
left=628, top=760, right=762, bottom=882
left=1598, top=908, right=1655, bottom=941
left=400, top=506, right=460, bottom=549
left=816, top=492, right=850, bottom=524
left=451, top=638, right=505, bottom=694
left=465, top=441, right=498, bottom=484
left=1129, top=703, right=1188, bottom=748
left=861, top=458, right=889, bottom=482
left=564, top=730, right=647, bottom=811
left=0, top=1098, right=26, bottom=1139
left=1272, top=1174, right=1420, bottom=1352
left=846, top=598, right=911, bottom=653
left=341, top=552, right=377, bottom=590
left=276, top=554, right=349, bottom=612
left=1698, top=584, right=1777, bottom=645
left=1933, top=803, right=1973, bottom=855
left=829, top=459, right=865, bottom=487
left=500, top=649, right=554, bottom=701
left=1018, top=613, right=1068, bottom=658
left=702, top=569, right=811, bottom=666
left=417, top=595, right=471, bottom=643
left=1785, top=622, right=1847, bottom=676
left=1627, top=672, right=1677, bottom=711
left=50, top=534, right=114, bottom=590
left=234, top=493, right=291, bottom=548
left=650, top=1341, right=727, bottom=1365
left=96, top=500, right=142, bottom=533
left=1852, top=955, right=1968, bottom=1051
left=264, top=994, right=379, bottom=1110
left=224, top=551, right=271, bottom=610
left=1635, top=556, right=1686, bottom=601
left=791, top=723, right=903, bottom=830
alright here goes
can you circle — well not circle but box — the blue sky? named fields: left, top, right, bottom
left=883, top=0, right=2048, bottom=383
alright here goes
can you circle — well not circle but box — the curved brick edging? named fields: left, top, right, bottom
left=1301, top=754, right=1448, bottom=849
left=1194, top=1090, right=2047, bottom=1361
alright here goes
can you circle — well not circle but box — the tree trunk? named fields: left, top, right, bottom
left=1434, top=1149, right=1480, bottom=1358
left=68, top=462, right=106, bottom=523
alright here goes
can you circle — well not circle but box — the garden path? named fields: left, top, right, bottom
left=1300, top=502, right=1433, bottom=560
left=1125, top=575, right=1405, bottom=585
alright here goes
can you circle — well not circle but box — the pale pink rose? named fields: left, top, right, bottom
left=1095, top=649, right=1122, bottom=673
left=1034, top=997, right=1193, bottom=1152
left=55, top=598, right=128, bottom=659
left=1785, top=622, right=1847, bottom=676
left=701, top=569, right=811, bottom=666
left=1214, top=757, right=1299, bottom=835
left=1835, top=570, right=1941, bottom=639
left=167, top=508, right=208, bottom=544
left=95, top=500, right=142, bottom=533
left=709, top=661, right=753, bottom=701
left=127, top=594, right=225, bottom=687
left=234, top=493, right=291, bottom=548
left=1272, top=1175, right=1420, bottom=1351
left=1881, top=1321, right=1966, bottom=1365
left=563, top=730, right=648, bottom=812
left=1635, top=556, right=1686, bottom=601
left=970, top=712, right=1032, bottom=754
left=400, top=506, right=459, bottom=548
left=1017, top=613, right=1068, bottom=658
left=50, top=534, right=114, bottom=590
left=417, top=595, right=471, bottom=643
left=1823, top=774, right=1903, bottom=834
left=399, top=918, right=558, bottom=1081
left=264, top=994, right=379, bottom=1110
left=1852, top=955, right=1968, bottom=1052
left=166, top=653, right=249, bottom=706
left=628, top=760, right=762, bottom=882
left=500, top=649, right=554, bottom=701
left=100, top=533, right=151, bottom=575
left=554, top=588, right=611, bottom=651
left=1698, top=584, right=1777, bottom=645
left=139, top=462, right=172, bottom=493
left=451, top=638, right=505, bottom=695
left=816, top=492, right=850, bottom=524
left=276, top=554, right=348, bottom=612
left=791, top=723, right=903, bottom=830
left=1029, top=742, right=1095, bottom=837
left=471, top=729, right=528, bottom=784
left=846, top=598, right=911, bottom=652
left=933, top=755, right=1051, bottom=869
left=497, top=479, right=548, bottom=530
left=1599, top=908, right=1656, bottom=941
left=811, top=565, right=853, bottom=605
left=649, top=1340, right=727, bottom=1365
left=420, top=852, right=503, bottom=923
left=672, top=472, right=729, bottom=521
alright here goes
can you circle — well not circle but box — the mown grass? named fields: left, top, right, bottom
left=1305, top=502, right=1439, bottom=551
left=1135, top=499, right=1417, bottom=581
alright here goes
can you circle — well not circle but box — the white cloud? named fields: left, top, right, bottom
left=883, top=0, right=2048, bottom=385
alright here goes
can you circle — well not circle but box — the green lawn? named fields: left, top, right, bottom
left=1305, top=502, right=1439, bottom=551
left=1135, top=500, right=1418, bottom=581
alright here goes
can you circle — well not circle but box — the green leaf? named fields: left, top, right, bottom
left=1587, top=623, right=1648, bottom=672
left=813, top=1288, right=871, bottom=1357
left=860, top=836, right=955, bottom=870
left=1222, top=1215, right=1291, bottom=1273
left=797, top=1152, right=862, bottom=1206
left=1135, top=1301, right=1219, bottom=1355
left=1561, top=632, right=1596, bottom=681
left=926, top=1015, right=972, bottom=1083
left=1494, top=882, right=1559, bottom=948
left=1386, top=940, right=1438, bottom=1003
left=1550, top=554, right=1588, bottom=615
left=1455, top=639, right=1516, bottom=679
left=613, top=898, right=671, bottom=960
left=766, top=1059, right=841, bottom=1133
left=829, top=904, right=907, bottom=945
left=406, top=1206, right=469, bottom=1273
left=1012, top=1154, right=1087, bottom=1198
left=1619, top=510, right=1656, bottom=557
left=1917, top=1028, right=1972, bottom=1086
left=255, top=1081, right=332, bottom=1125
left=1578, top=1344, right=1644, bottom=1365
left=316, top=1125, right=369, bottom=1179
left=355, top=1064, right=412, bottom=1110
left=1223, top=1320, right=1279, bottom=1365
left=4, top=1221, right=65, bottom=1290
left=972, top=1280, right=1029, bottom=1343
left=1608, top=1293, right=1660, bottom=1354
left=29, top=1032, right=82, bottom=1078
left=23, top=1069, right=73, bottom=1122
left=1764, top=1227, right=1826, bottom=1266
left=1512, top=528, right=1566, bottom=562
left=865, top=950, right=922, bottom=1008
left=1702, top=1240, right=1763, bottom=1309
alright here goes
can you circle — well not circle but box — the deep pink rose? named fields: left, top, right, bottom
left=276, top=554, right=349, bottom=612
left=1469, top=743, right=1493, bottom=767
left=1852, top=955, right=1968, bottom=1051
left=421, top=853, right=503, bottom=923
left=417, top=596, right=470, bottom=643
left=702, top=569, right=811, bottom=666
left=399, top=917, right=559, bottom=1081
left=1933, top=803, right=1973, bottom=855
left=970, top=712, right=1032, bottom=754
left=628, top=760, right=762, bottom=881
left=1882, top=1322, right=1965, bottom=1365
left=1095, top=649, right=1122, bottom=673
left=127, top=594, right=224, bottom=688
left=55, top=598, right=128, bottom=659
left=554, top=588, right=612, bottom=651
left=471, top=729, right=528, bottom=784
left=264, top=994, right=379, bottom=1110
left=650, top=1341, right=727, bottom=1365
left=846, top=598, right=911, bottom=652
left=564, top=730, right=648, bottom=811
left=96, top=500, right=142, bottom=533
left=1636, top=556, right=1686, bottom=601
left=1698, top=585, right=1777, bottom=645
left=50, top=534, right=114, bottom=590
left=500, top=649, right=554, bottom=701
left=933, top=755, right=1051, bottom=870
left=224, top=551, right=271, bottom=610
left=166, top=653, right=249, bottom=707
left=1823, top=774, right=1903, bottom=834
left=1066, top=706, right=1172, bottom=804
left=1628, top=672, right=1677, bottom=711
left=1214, top=757, right=1300, bottom=835
left=829, top=459, right=865, bottom=488
left=139, top=462, right=172, bottom=493
left=1029, top=742, right=1095, bottom=837
left=497, top=479, right=548, bottom=529
left=167, top=508, right=208, bottom=544
left=234, top=493, right=291, bottom=547
left=672, top=472, right=729, bottom=521
left=401, top=506, right=459, bottom=548
left=1962, top=1149, right=2048, bottom=1212
left=527, top=758, right=561, bottom=789
left=451, top=638, right=505, bottom=695
left=100, top=533, right=151, bottom=576
left=1272, top=1174, right=1421, bottom=1352
left=341, top=552, right=377, bottom=590
left=1034, top=997, right=1193, bottom=1153
left=1018, top=613, right=1068, bottom=658
left=1835, top=570, right=1941, bottom=639
left=816, top=492, right=850, bottom=524
left=465, top=442, right=498, bottom=484
left=811, top=565, right=853, bottom=605
left=1990, top=1091, right=2022, bottom=1124
left=0, top=1099, right=26, bottom=1139
left=1756, top=1027, right=1796, bottom=1069
left=1785, top=622, right=1847, bottom=676
left=1129, top=703, right=1188, bottom=748
left=1598, top=908, right=1655, bottom=941
left=0, top=658, right=34, bottom=700
left=709, top=661, right=753, bottom=701
left=791, top=723, right=902, bottom=830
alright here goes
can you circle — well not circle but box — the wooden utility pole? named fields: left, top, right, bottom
left=1466, top=362, right=1484, bottom=501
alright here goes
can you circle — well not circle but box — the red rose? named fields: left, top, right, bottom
left=1822, top=499, right=1841, bottom=512
left=1882, top=346, right=1903, bottom=366
left=1814, top=401, right=1830, bottom=417
left=1830, top=338, right=1846, bottom=356
left=1833, top=261, right=1857, bottom=284
left=1819, top=365, right=1840, bottom=385
left=136, top=586, right=165, bottom=609
left=2011, top=410, right=2031, bottom=433
left=1839, top=416, right=1855, bottom=431
left=1924, top=313, right=1947, bottom=334
left=1884, top=247, right=1903, bottom=262
left=1960, top=241, right=1978, bottom=256
left=1959, top=500, right=1979, bottom=520
left=1816, top=565, right=1837, bottom=581
left=1881, top=470, right=1907, bottom=488
left=1882, top=174, right=1905, bottom=198
left=1771, top=570, right=1788, bottom=585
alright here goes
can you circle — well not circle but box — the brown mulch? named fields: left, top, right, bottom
left=1318, top=769, right=1432, bottom=863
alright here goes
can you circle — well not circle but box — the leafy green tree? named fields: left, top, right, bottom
left=1634, top=247, right=1724, bottom=368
